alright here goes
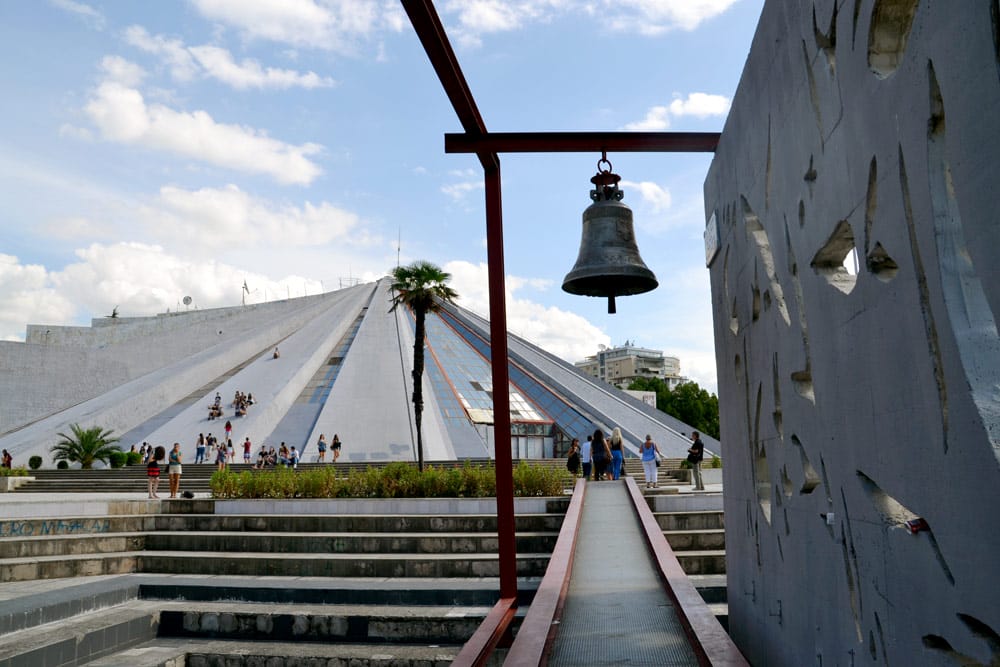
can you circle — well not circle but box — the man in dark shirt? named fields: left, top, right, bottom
left=688, top=431, right=705, bottom=491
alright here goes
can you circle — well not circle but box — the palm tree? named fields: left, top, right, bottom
left=390, top=261, right=458, bottom=471
left=51, top=423, right=121, bottom=469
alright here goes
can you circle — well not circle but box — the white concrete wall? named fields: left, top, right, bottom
left=705, top=2, right=1000, bottom=665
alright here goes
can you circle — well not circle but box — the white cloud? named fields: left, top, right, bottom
left=141, top=184, right=372, bottom=250
left=441, top=180, right=484, bottom=201
left=58, top=124, right=93, bottom=141
left=125, top=26, right=335, bottom=90
left=0, top=255, right=76, bottom=341
left=445, top=260, right=610, bottom=363
left=624, top=93, right=730, bottom=130
left=621, top=180, right=672, bottom=212
left=623, top=106, right=671, bottom=131
left=602, top=0, right=741, bottom=34
left=84, top=66, right=324, bottom=185
left=190, top=0, right=399, bottom=52
left=50, top=0, right=105, bottom=29
left=668, top=92, right=731, bottom=118
left=100, top=55, right=146, bottom=87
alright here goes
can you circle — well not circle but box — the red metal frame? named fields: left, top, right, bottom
left=402, top=0, right=721, bottom=612
left=450, top=596, right=518, bottom=667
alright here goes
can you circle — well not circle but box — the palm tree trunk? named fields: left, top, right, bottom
left=412, top=307, right=426, bottom=472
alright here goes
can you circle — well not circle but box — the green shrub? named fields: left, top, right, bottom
left=28, top=455, right=43, bottom=470
left=56, top=460, right=69, bottom=469
left=710, top=455, right=722, bottom=469
left=126, top=451, right=143, bottom=466
left=209, top=461, right=569, bottom=499
left=108, top=451, right=126, bottom=468
left=0, top=466, right=29, bottom=477
left=680, top=459, right=692, bottom=469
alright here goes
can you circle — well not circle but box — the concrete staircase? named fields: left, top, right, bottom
left=0, top=496, right=569, bottom=666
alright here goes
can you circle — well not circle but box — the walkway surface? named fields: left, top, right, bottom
left=548, top=481, right=699, bottom=666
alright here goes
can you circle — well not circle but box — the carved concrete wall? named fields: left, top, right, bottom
left=704, top=1, right=1000, bottom=664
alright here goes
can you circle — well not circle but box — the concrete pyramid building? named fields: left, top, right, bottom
left=0, top=278, right=712, bottom=467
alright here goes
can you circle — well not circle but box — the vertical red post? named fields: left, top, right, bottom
left=484, top=164, right=517, bottom=600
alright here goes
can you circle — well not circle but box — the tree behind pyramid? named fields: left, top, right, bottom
left=389, top=261, right=458, bottom=471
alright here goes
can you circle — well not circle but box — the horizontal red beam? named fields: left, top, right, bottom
left=445, top=131, right=721, bottom=154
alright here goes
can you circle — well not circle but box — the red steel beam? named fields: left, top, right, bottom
left=401, top=0, right=517, bottom=602
left=450, top=596, right=518, bottom=667
left=446, top=131, right=721, bottom=154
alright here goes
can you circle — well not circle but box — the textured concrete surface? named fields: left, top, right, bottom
left=704, top=1, right=1000, bottom=665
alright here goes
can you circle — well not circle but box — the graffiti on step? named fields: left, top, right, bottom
left=0, top=518, right=111, bottom=537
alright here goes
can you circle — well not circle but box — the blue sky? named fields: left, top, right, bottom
left=0, top=0, right=764, bottom=393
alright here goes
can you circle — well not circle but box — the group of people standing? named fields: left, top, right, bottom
left=566, top=428, right=706, bottom=490
left=145, top=442, right=183, bottom=499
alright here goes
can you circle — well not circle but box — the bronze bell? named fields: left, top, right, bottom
left=562, top=158, right=658, bottom=313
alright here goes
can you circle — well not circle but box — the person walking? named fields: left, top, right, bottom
left=580, top=435, right=593, bottom=480
left=640, top=434, right=662, bottom=489
left=146, top=445, right=165, bottom=499
left=167, top=442, right=183, bottom=499
left=243, top=437, right=252, bottom=463
left=215, top=439, right=228, bottom=471
left=1, top=449, right=11, bottom=469
left=224, top=420, right=233, bottom=442
left=591, top=429, right=611, bottom=481
left=609, top=427, right=625, bottom=480
left=688, top=431, right=705, bottom=491
left=566, top=438, right=581, bottom=477
left=317, top=434, right=328, bottom=462
left=331, top=434, right=342, bottom=462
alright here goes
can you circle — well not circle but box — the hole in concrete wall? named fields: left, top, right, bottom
left=731, top=298, right=739, bottom=335
left=852, top=0, right=863, bottom=48
left=754, top=383, right=772, bottom=524
left=820, top=455, right=833, bottom=504
left=763, top=290, right=772, bottom=312
left=752, top=283, right=761, bottom=321
left=927, top=60, right=1000, bottom=463
left=856, top=470, right=919, bottom=526
left=802, top=40, right=824, bottom=140
left=743, top=196, right=791, bottom=325
left=811, top=220, right=859, bottom=294
left=994, top=0, right=1000, bottom=81
left=839, top=487, right=864, bottom=643
left=868, top=0, right=920, bottom=78
left=858, top=470, right=955, bottom=584
left=875, top=612, right=889, bottom=665
left=734, top=353, right=742, bottom=382
left=864, top=156, right=877, bottom=256
left=785, top=221, right=816, bottom=404
left=869, top=630, right=877, bottom=661
left=841, top=534, right=863, bottom=642
left=900, top=145, right=949, bottom=453
left=813, top=2, right=838, bottom=74
left=804, top=154, right=818, bottom=183
left=781, top=466, right=793, bottom=497
left=957, top=613, right=1000, bottom=658
left=866, top=242, right=899, bottom=281
left=922, top=635, right=977, bottom=663
left=798, top=199, right=806, bottom=227
left=772, top=353, right=783, bottom=440
left=791, top=434, right=821, bottom=493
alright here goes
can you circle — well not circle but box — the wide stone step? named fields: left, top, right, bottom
left=155, top=600, right=497, bottom=644
left=0, top=531, right=145, bottom=558
left=654, top=510, right=725, bottom=531
left=153, top=512, right=565, bottom=533
left=0, top=549, right=552, bottom=582
left=674, top=549, right=727, bottom=575
left=663, top=528, right=726, bottom=551
left=143, top=530, right=557, bottom=554
left=138, top=551, right=551, bottom=578
left=86, top=638, right=464, bottom=667
left=0, top=515, right=153, bottom=538
left=0, top=600, right=160, bottom=666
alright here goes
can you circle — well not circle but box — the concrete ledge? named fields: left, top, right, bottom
left=0, top=476, right=34, bottom=492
